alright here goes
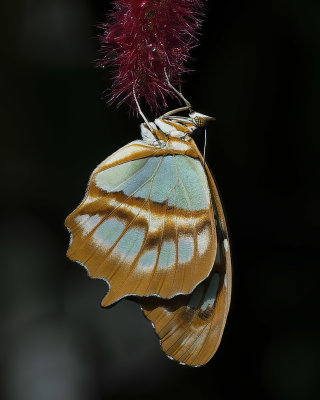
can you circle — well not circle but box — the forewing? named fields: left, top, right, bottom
left=138, top=166, right=231, bottom=367
left=66, top=142, right=216, bottom=307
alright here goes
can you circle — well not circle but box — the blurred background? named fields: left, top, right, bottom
left=1, top=0, right=319, bottom=399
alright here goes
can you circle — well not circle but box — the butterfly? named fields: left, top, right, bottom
left=65, top=109, right=231, bottom=366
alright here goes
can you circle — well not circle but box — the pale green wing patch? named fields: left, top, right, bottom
left=95, top=155, right=211, bottom=211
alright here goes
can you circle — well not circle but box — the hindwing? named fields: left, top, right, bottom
left=66, top=140, right=217, bottom=307
left=138, top=166, right=232, bottom=366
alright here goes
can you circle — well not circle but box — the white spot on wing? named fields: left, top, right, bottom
left=223, top=239, right=229, bottom=252
left=178, top=234, right=194, bottom=263
left=148, top=214, right=164, bottom=234
left=75, top=214, right=103, bottom=236
left=197, top=225, right=211, bottom=256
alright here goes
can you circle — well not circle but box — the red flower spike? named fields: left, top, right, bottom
left=99, top=0, right=205, bottom=113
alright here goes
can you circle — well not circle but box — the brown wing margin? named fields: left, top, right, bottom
left=136, top=163, right=232, bottom=367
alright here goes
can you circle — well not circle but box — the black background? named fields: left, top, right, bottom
left=1, top=1, right=319, bottom=399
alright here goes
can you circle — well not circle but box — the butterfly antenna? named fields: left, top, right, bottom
left=133, top=87, right=154, bottom=132
left=161, top=69, right=192, bottom=118
left=203, top=127, right=207, bottom=167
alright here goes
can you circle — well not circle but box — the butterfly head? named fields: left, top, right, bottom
left=140, top=110, right=214, bottom=146
left=189, top=112, right=215, bottom=128
left=159, top=111, right=214, bottom=135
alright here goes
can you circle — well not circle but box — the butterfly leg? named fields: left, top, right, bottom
left=132, top=86, right=154, bottom=132
left=163, top=68, right=191, bottom=110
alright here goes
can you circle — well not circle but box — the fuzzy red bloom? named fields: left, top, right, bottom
left=99, top=0, right=205, bottom=112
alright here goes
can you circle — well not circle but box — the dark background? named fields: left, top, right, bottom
left=1, top=1, right=319, bottom=399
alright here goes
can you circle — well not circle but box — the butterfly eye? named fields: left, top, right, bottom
left=190, top=112, right=215, bottom=128
left=194, top=116, right=206, bottom=128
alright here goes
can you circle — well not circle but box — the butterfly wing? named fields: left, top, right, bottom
left=138, top=164, right=232, bottom=366
left=66, top=140, right=217, bottom=307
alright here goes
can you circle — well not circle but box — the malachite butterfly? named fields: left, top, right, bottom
left=65, top=109, right=231, bottom=367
